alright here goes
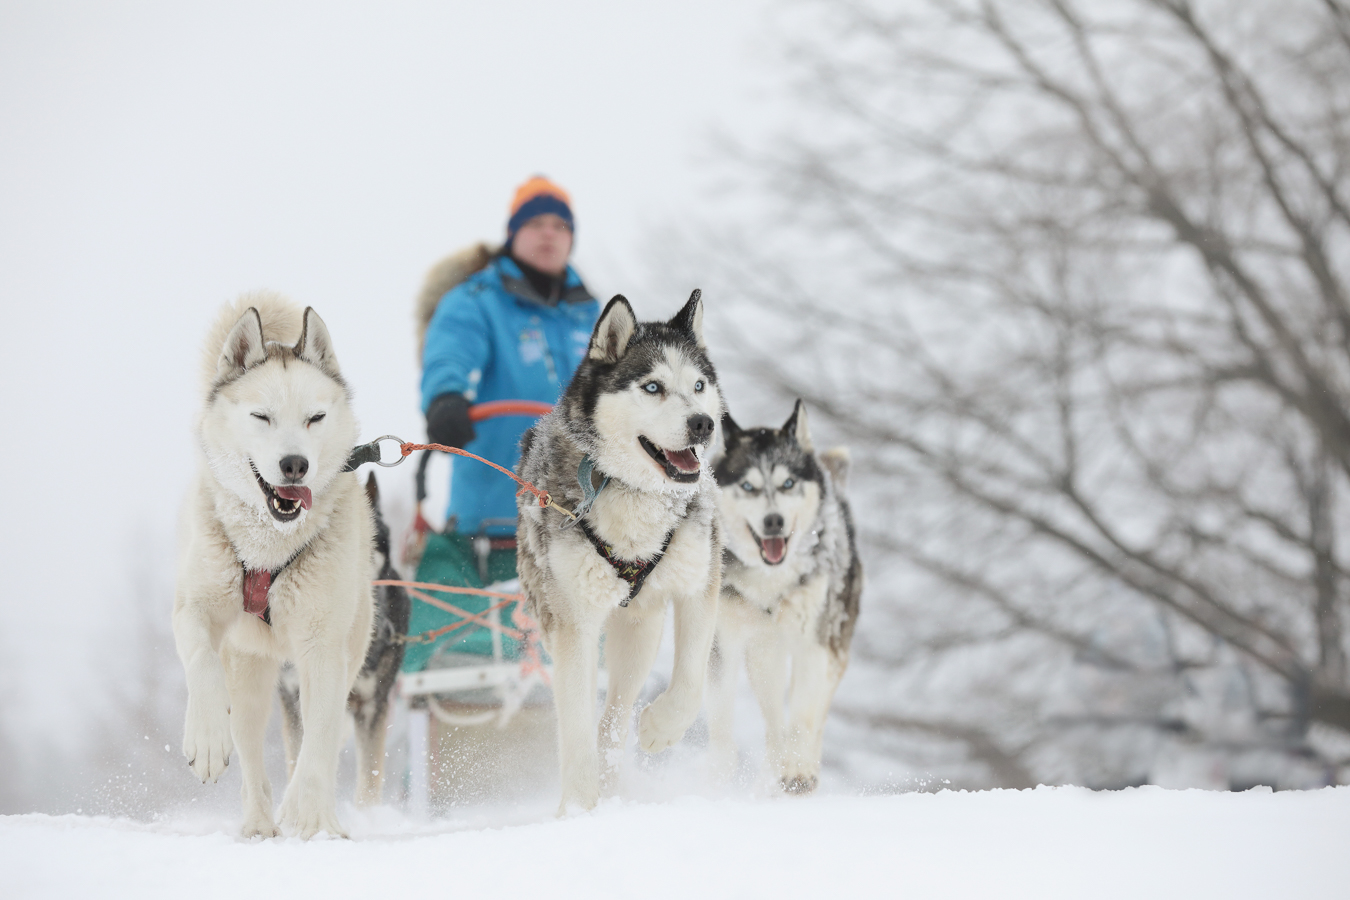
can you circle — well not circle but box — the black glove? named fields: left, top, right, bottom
left=426, top=392, right=476, bottom=448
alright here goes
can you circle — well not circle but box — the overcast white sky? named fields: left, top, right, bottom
left=0, top=1, right=774, bottom=747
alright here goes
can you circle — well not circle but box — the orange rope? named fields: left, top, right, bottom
left=383, top=417, right=561, bottom=650
left=373, top=578, right=522, bottom=602
left=373, top=579, right=528, bottom=645
left=405, top=588, right=524, bottom=641
left=512, top=605, right=551, bottom=686
left=398, top=441, right=576, bottom=521
left=399, top=609, right=497, bottom=646
left=393, top=596, right=516, bottom=646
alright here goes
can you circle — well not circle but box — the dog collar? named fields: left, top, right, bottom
left=561, top=455, right=609, bottom=530
left=577, top=520, right=673, bottom=607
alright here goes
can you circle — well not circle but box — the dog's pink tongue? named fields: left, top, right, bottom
left=274, top=486, right=312, bottom=509
left=665, top=448, right=700, bottom=473
left=761, top=537, right=787, bottom=564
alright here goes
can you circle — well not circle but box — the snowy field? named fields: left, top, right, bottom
left=6, top=786, right=1349, bottom=899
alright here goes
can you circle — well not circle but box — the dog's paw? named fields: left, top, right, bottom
left=554, top=745, right=601, bottom=816
left=240, top=812, right=279, bottom=840
left=278, top=790, right=347, bottom=840
left=780, top=774, right=819, bottom=795
left=598, top=757, right=625, bottom=799
left=556, top=758, right=600, bottom=816
left=182, top=697, right=232, bottom=783
left=556, top=785, right=599, bottom=817
left=637, top=692, right=696, bottom=753
left=240, top=784, right=277, bottom=839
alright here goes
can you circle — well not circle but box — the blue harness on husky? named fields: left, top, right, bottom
left=566, top=455, right=674, bottom=607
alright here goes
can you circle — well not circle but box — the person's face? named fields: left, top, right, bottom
left=512, top=213, right=573, bottom=276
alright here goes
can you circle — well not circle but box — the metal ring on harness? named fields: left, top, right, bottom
left=343, top=435, right=409, bottom=473
left=370, top=435, right=407, bottom=467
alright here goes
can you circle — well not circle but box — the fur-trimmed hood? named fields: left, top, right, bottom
left=413, top=242, right=499, bottom=363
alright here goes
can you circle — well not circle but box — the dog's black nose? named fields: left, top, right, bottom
left=687, top=414, right=715, bottom=445
left=763, top=513, right=785, bottom=535
left=280, top=455, right=309, bottom=483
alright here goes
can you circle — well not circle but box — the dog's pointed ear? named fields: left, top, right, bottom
left=589, top=295, right=637, bottom=363
left=721, top=410, right=743, bottom=449
left=295, top=307, right=341, bottom=377
left=783, top=399, right=813, bottom=452
left=216, top=307, right=268, bottom=383
left=669, top=289, right=705, bottom=349
left=364, top=472, right=380, bottom=508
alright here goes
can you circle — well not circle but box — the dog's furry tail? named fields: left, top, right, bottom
left=414, top=242, right=498, bottom=364
left=199, top=291, right=304, bottom=393
left=820, top=446, right=851, bottom=493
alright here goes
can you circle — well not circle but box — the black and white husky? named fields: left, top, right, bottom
left=516, top=291, right=725, bottom=814
left=174, top=293, right=376, bottom=838
left=707, top=401, right=862, bottom=793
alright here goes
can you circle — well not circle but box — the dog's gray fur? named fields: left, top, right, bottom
left=706, top=400, right=862, bottom=793
left=516, top=291, right=724, bottom=813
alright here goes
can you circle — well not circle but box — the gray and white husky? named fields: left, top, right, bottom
left=174, top=293, right=375, bottom=838
left=706, top=401, right=862, bottom=793
left=516, top=291, right=725, bottom=814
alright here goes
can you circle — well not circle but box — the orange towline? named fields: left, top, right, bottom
left=372, top=578, right=522, bottom=602
left=373, top=579, right=527, bottom=646
left=395, top=442, right=576, bottom=521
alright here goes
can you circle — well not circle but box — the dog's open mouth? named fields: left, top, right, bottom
left=251, top=463, right=312, bottom=522
left=758, top=534, right=788, bottom=565
left=638, top=436, right=701, bottom=483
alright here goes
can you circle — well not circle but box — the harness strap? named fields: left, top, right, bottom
left=342, top=441, right=385, bottom=472
left=578, top=520, right=673, bottom=607
left=563, top=455, right=608, bottom=530
left=236, top=543, right=309, bottom=625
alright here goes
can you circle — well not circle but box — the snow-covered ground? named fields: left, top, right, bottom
left=6, top=786, right=1349, bottom=899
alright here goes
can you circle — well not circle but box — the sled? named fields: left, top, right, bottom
left=394, top=400, right=555, bottom=725
left=388, top=400, right=575, bottom=809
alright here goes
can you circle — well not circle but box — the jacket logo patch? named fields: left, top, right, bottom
left=570, top=329, right=591, bottom=364
left=519, top=328, right=546, bottom=365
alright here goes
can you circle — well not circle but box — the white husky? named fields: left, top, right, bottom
left=174, top=293, right=375, bottom=839
left=516, top=292, right=725, bottom=813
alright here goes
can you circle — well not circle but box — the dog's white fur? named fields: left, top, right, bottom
left=174, top=292, right=374, bottom=838
left=517, top=295, right=724, bottom=813
left=707, top=405, right=860, bottom=793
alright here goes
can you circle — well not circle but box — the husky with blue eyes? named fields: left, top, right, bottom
left=516, top=291, right=725, bottom=814
left=707, top=400, right=862, bottom=794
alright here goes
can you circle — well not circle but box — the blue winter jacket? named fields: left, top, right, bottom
left=421, top=255, right=599, bottom=535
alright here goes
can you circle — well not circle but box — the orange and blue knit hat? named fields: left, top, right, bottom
left=507, top=175, right=574, bottom=241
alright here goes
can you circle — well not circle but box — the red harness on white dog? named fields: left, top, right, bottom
left=236, top=544, right=309, bottom=626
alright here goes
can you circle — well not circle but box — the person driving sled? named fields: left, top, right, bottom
left=404, top=176, right=600, bottom=672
